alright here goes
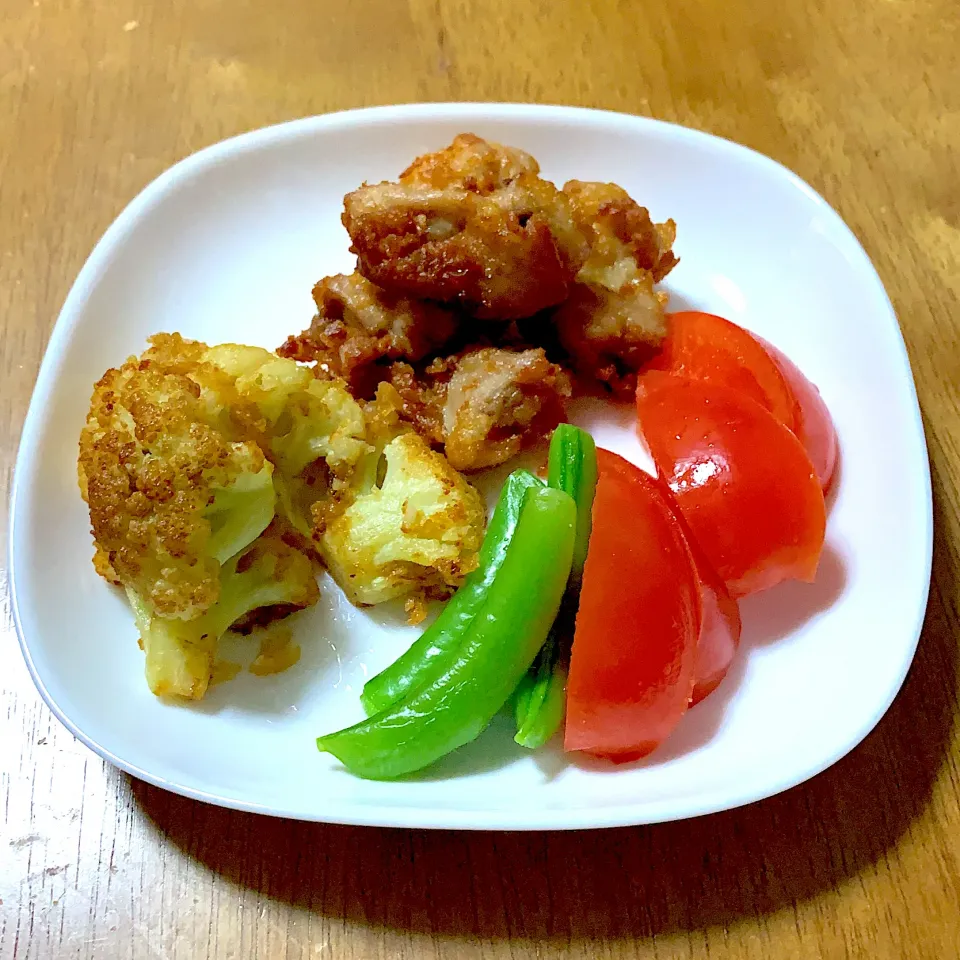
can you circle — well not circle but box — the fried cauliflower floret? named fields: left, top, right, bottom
left=79, top=333, right=365, bottom=699
left=201, top=341, right=371, bottom=536
left=317, top=427, right=486, bottom=606
left=82, top=334, right=490, bottom=691
left=128, top=526, right=319, bottom=699
left=277, top=272, right=459, bottom=396
left=342, top=133, right=590, bottom=320
left=551, top=181, right=679, bottom=397
left=78, top=334, right=277, bottom=621
left=386, top=346, right=571, bottom=472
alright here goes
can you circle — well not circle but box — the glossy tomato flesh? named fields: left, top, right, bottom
left=636, top=372, right=826, bottom=598
left=565, top=449, right=701, bottom=762
left=644, top=311, right=837, bottom=490
left=646, top=311, right=797, bottom=427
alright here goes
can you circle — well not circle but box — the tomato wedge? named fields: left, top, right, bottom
left=565, top=449, right=701, bottom=761
left=636, top=372, right=826, bottom=597
left=648, top=310, right=797, bottom=425
left=644, top=311, right=837, bottom=489
left=754, top=335, right=838, bottom=491
left=687, top=539, right=741, bottom=704
left=643, top=473, right=741, bottom=704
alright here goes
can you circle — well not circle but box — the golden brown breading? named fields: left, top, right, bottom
left=277, top=272, right=458, bottom=395
left=550, top=181, right=678, bottom=397
left=563, top=180, right=678, bottom=283
left=386, top=346, right=571, bottom=472
left=552, top=275, right=668, bottom=399
left=399, top=133, right=539, bottom=189
left=342, top=134, right=590, bottom=320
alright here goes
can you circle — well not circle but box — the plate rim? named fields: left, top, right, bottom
left=8, top=102, right=934, bottom=830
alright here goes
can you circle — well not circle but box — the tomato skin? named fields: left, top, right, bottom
left=753, top=335, right=838, bottom=491
left=649, top=474, right=741, bottom=704
left=645, top=311, right=838, bottom=491
left=647, top=311, right=798, bottom=428
left=636, top=372, right=826, bottom=598
left=689, top=547, right=741, bottom=704
left=564, top=450, right=701, bottom=762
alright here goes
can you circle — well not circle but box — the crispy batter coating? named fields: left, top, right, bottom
left=386, top=347, right=571, bottom=472
left=564, top=180, right=678, bottom=284
left=277, top=272, right=458, bottom=396
left=552, top=181, right=678, bottom=397
left=342, top=134, right=590, bottom=320
left=551, top=275, right=668, bottom=399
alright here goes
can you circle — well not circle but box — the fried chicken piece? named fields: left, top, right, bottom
left=564, top=180, right=678, bottom=284
left=277, top=272, right=459, bottom=396
left=342, top=134, right=591, bottom=320
left=386, top=347, right=571, bottom=472
left=551, top=181, right=679, bottom=398
left=551, top=275, right=668, bottom=399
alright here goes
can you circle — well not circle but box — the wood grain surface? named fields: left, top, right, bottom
left=2, top=1, right=959, bottom=957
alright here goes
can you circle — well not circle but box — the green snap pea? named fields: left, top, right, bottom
left=317, top=485, right=576, bottom=780
left=360, top=469, right=543, bottom=715
left=513, top=424, right=598, bottom=749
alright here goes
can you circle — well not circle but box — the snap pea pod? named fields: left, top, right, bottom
left=360, top=469, right=543, bottom=715
left=514, top=424, right=598, bottom=749
left=317, top=485, right=576, bottom=780
left=513, top=615, right=567, bottom=749
left=547, top=424, right=597, bottom=583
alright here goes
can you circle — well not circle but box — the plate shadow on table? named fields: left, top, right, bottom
left=128, top=485, right=956, bottom=946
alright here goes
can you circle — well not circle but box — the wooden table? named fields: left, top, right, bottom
left=2, top=1, right=959, bottom=957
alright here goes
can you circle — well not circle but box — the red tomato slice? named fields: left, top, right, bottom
left=636, top=372, right=826, bottom=597
left=565, top=449, right=701, bottom=762
left=688, top=542, right=741, bottom=704
left=647, top=311, right=798, bottom=428
left=644, top=311, right=837, bottom=490
left=753, top=335, right=838, bottom=491
left=647, top=474, right=741, bottom=704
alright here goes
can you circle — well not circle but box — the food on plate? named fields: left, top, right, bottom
left=127, top=526, right=318, bottom=699
left=78, top=127, right=840, bottom=773
left=513, top=424, right=598, bottom=749
left=78, top=333, right=278, bottom=624
left=551, top=181, right=678, bottom=398
left=646, top=311, right=837, bottom=488
left=342, top=133, right=591, bottom=319
left=283, top=134, right=678, bottom=473
left=277, top=271, right=458, bottom=396
left=684, top=524, right=742, bottom=705
left=648, top=472, right=742, bottom=705
left=386, top=346, right=571, bottom=471
left=248, top=625, right=302, bottom=677
left=543, top=423, right=598, bottom=584
left=317, top=480, right=576, bottom=780
left=79, top=334, right=485, bottom=698
left=318, top=427, right=486, bottom=606
left=203, top=342, right=485, bottom=604
left=564, top=450, right=702, bottom=761
left=636, top=371, right=827, bottom=597
left=360, top=468, right=543, bottom=714
left=755, top=334, right=838, bottom=490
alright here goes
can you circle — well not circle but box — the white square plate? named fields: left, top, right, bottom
left=10, top=104, right=932, bottom=829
